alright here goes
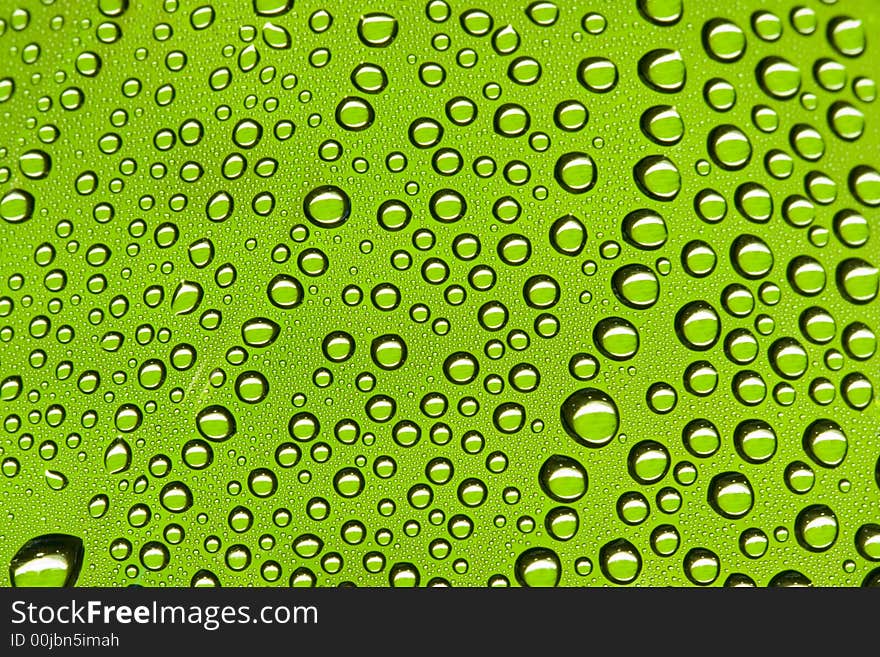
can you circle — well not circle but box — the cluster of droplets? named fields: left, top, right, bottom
left=1, top=0, right=879, bottom=588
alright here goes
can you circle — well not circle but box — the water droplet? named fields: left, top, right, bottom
left=549, top=214, right=586, bottom=255
left=650, top=524, right=681, bottom=556
left=171, top=280, right=203, bottom=315
left=561, top=388, right=620, bottom=448
left=593, top=317, right=640, bottom=361
left=336, top=96, right=375, bottom=131
left=599, top=538, right=642, bottom=584
left=768, top=337, right=808, bottom=380
left=702, top=18, right=746, bottom=62
left=9, top=534, right=83, bottom=587
left=708, top=472, right=754, bottom=519
left=267, top=274, right=304, bottom=309
left=140, top=541, right=170, bottom=571
left=840, top=324, right=875, bottom=366
left=634, top=155, right=681, bottom=201
left=836, top=257, right=878, bottom=304
left=577, top=57, right=618, bottom=93
left=769, top=570, right=812, bottom=587
left=160, top=481, right=193, bottom=513
left=627, top=440, right=670, bottom=484
left=19, top=150, right=52, bottom=180
left=731, top=234, right=773, bottom=279
left=795, top=504, right=838, bottom=552
left=708, top=125, right=751, bottom=170
left=104, top=437, right=132, bottom=474
left=554, top=152, right=597, bottom=194
left=856, top=524, right=880, bottom=561
left=827, top=16, right=865, bottom=58
left=539, top=455, right=587, bottom=502
left=683, top=547, right=720, bottom=585
left=358, top=12, right=398, bottom=48
left=682, top=418, right=720, bottom=458
left=622, top=209, right=667, bottom=249
left=734, top=419, right=777, bottom=463
left=638, top=49, right=686, bottom=93
left=235, top=370, right=269, bottom=404
left=756, top=56, right=801, bottom=99
left=515, top=547, right=560, bottom=587
left=675, top=301, right=721, bottom=351
left=333, top=467, right=365, bottom=498
left=828, top=101, right=865, bottom=141
left=1, top=189, right=35, bottom=223
left=612, top=264, right=659, bottom=309
left=640, top=105, right=684, bottom=145
left=370, top=334, right=408, bottom=370
left=262, top=21, right=290, bottom=49
left=241, top=317, right=280, bottom=347
left=196, top=405, right=237, bottom=442
left=253, top=0, right=292, bottom=17
left=637, top=0, right=682, bottom=26
left=803, top=419, right=847, bottom=468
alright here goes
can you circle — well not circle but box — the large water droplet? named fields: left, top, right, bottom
left=827, top=16, right=865, bottom=58
left=731, top=234, right=774, bottom=279
left=612, top=264, right=659, bottom=309
left=9, top=534, right=84, bottom=587
left=836, top=257, right=879, bottom=304
left=733, top=419, right=777, bottom=463
left=634, top=155, right=681, bottom=200
left=637, top=0, right=682, bottom=26
left=594, top=317, right=640, bottom=360
left=196, top=405, right=237, bottom=442
left=19, top=149, right=52, bottom=180
left=683, top=548, right=720, bottom=585
left=640, top=105, right=684, bottom=145
left=599, top=538, right=642, bottom=584
left=549, top=214, right=587, bottom=255
left=561, top=388, right=620, bottom=448
left=756, top=56, right=802, bottom=99
left=241, top=317, right=280, bottom=347
left=708, top=125, right=751, bottom=170
left=104, top=437, right=132, bottom=474
left=357, top=12, right=398, bottom=48
left=515, top=547, right=561, bottom=587
left=638, top=49, right=686, bottom=93
left=303, top=185, right=351, bottom=228
left=160, top=481, right=193, bottom=513
left=538, top=454, right=587, bottom=502
left=708, top=472, right=754, bottom=519
left=253, top=0, right=292, bottom=17
left=577, top=57, right=618, bottom=93
left=675, top=301, right=721, bottom=351
left=267, top=274, right=304, bottom=309
left=554, top=152, right=597, bottom=193
left=702, top=18, right=746, bottom=62
left=627, top=440, right=670, bottom=484
left=171, top=280, right=204, bottom=315
left=1, top=189, right=34, bottom=223
left=795, top=504, right=838, bottom=552
left=622, top=209, right=667, bottom=249
left=802, top=419, right=847, bottom=468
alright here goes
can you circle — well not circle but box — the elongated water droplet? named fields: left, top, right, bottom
left=9, top=534, right=84, bottom=587
left=171, top=280, right=203, bottom=315
left=104, top=437, right=132, bottom=474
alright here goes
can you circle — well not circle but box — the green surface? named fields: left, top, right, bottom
left=1, top=0, right=879, bottom=587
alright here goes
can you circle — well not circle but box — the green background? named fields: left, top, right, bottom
left=0, top=0, right=878, bottom=586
